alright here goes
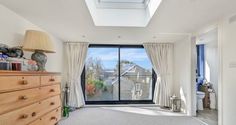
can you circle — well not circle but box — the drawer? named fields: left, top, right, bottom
left=40, top=84, right=61, bottom=99
left=38, top=95, right=61, bottom=116
left=0, top=88, right=41, bottom=115
left=41, top=75, right=61, bottom=86
left=41, top=107, right=61, bottom=125
left=28, top=118, right=42, bottom=125
left=0, top=95, right=61, bottom=125
left=0, top=76, right=40, bottom=92
left=29, top=107, right=61, bottom=125
left=0, top=85, right=61, bottom=115
left=0, top=102, right=41, bottom=125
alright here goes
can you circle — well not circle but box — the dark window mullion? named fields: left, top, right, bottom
left=152, top=69, right=156, bottom=101
left=118, top=46, right=121, bottom=101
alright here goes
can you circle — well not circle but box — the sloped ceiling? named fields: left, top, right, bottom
left=0, top=0, right=236, bottom=44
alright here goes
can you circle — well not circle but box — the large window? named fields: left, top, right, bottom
left=82, top=45, right=155, bottom=104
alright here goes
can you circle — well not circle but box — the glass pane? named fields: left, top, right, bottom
left=85, top=48, right=119, bottom=101
left=120, top=48, right=153, bottom=100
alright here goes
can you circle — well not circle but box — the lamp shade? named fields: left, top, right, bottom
left=23, top=30, right=55, bottom=53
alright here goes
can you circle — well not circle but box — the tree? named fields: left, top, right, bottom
left=85, top=57, right=106, bottom=96
left=86, top=57, right=104, bottom=80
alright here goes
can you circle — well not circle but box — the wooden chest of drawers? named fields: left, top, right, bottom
left=0, top=71, right=61, bottom=125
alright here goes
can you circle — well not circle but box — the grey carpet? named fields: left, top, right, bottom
left=59, top=107, right=206, bottom=125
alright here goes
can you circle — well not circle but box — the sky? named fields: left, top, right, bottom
left=86, top=47, right=152, bottom=70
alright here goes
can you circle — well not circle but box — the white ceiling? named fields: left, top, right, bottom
left=0, top=0, right=236, bottom=44
left=197, top=28, right=218, bottom=45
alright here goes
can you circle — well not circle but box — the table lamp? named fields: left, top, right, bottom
left=23, top=30, right=55, bottom=71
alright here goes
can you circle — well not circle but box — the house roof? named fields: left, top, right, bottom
left=111, top=63, right=151, bottom=85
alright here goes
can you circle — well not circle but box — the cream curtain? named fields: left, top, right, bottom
left=143, top=43, right=173, bottom=107
left=65, top=42, right=89, bottom=108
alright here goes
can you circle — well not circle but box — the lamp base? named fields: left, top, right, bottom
left=31, top=50, right=47, bottom=71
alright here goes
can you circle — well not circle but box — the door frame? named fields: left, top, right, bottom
left=191, top=23, right=222, bottom=124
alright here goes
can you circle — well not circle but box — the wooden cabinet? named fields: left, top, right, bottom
left=0, top=71, right=61, bottom=125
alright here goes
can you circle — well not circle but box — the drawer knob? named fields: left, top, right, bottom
left=50, top=89, right=55, bottom=92
left=51, top=116, right=57, bottom=121
left=32, top=112, right=37, bottom=117
left=49, top=78, right=55, bottom=82
left=50, top=102, right=55, bottom=105
left=20, top=114, right=28, bottom=119
left=20, top=80, right=28, bottom=85
left=19, top=95, right=28, bottom=100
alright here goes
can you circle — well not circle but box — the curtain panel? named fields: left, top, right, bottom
left=143, top=43, right=173, bottom=107
left=64, top=42, right=89, bottom=108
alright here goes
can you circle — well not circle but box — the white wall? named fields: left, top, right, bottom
left=173, top=37, right=193, bottom=115
left=0, top=4, right=63, bottom=72
left=219, top=14, right=236, bottom=125
left=190, top=37, right=197, bottom=116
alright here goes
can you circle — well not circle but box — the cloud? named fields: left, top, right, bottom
left=87, top=48, right=118, bottom=61
left=87, top=48, right=150, bottom=62
left=120, top=48, right=149, bottom=61
left=86, top=48, right=152, bottom=70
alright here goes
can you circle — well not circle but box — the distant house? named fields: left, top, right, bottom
left=112, top=64, right=152, bottom=100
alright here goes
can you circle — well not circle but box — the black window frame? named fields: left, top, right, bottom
left=81, top=44, right=156, bottom=105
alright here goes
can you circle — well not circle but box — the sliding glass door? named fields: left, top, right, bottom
left=82, top=45, right=155, bottom=104
left=84, top=47, right=119, bottom=101
left=120, top=48, right=153, bottom=101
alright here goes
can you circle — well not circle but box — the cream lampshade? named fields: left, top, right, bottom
left=23, top=30, right=56, bottom=71
left=23, top=30, right=55, bottom=53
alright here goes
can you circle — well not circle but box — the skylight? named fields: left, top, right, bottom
left=85, top=0, right=162, bottom=27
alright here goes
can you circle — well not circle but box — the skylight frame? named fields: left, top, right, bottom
left=99, top=0, right=146, bottom=3
left=96, top=0, right=150, bottom=9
